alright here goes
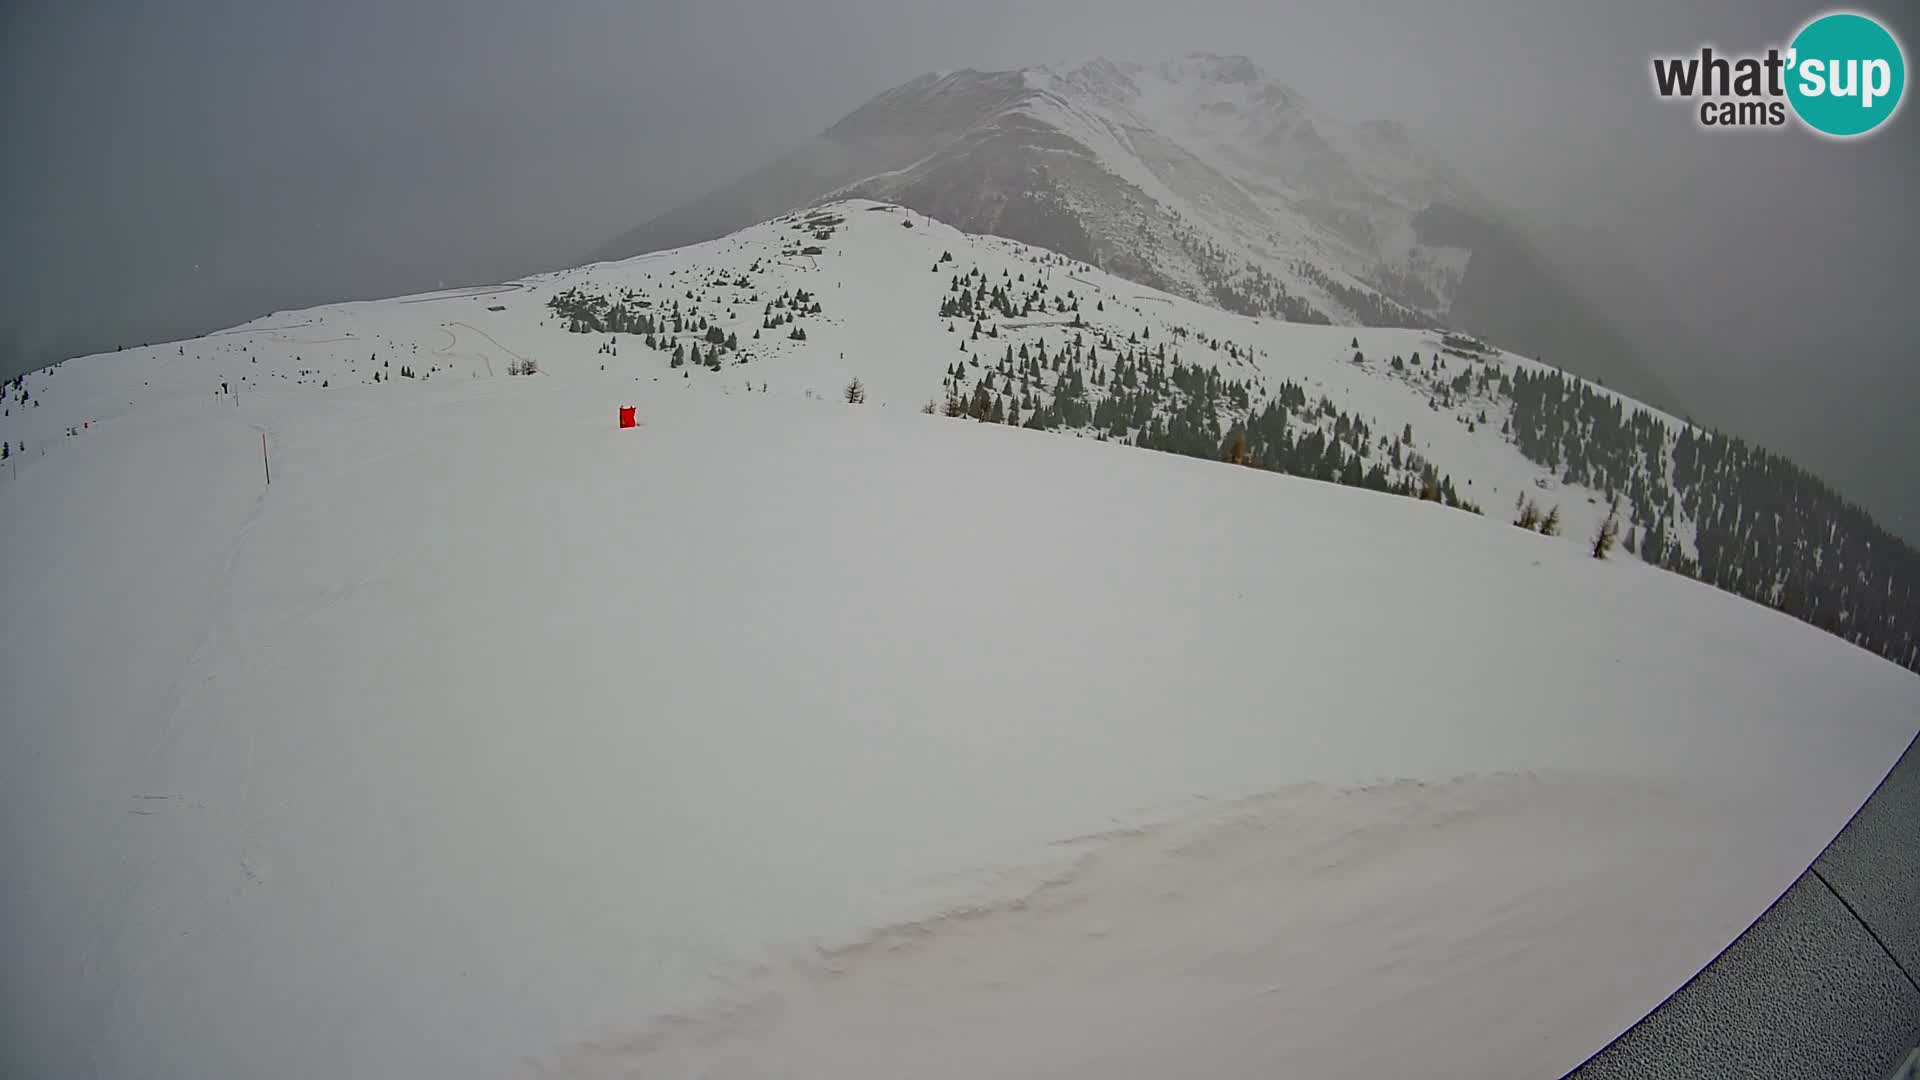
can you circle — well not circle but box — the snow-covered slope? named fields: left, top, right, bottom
left=995, top=54, right=1482, bottom=317
left=0, top=201, right=1675, bottom=556
left=11, top=202, right=1917, bottom=667
left=593, top=54, right=1680, bottom=410
left=597, top=56, right=1480, bottom=325
left=3, top=203, right=1917, bottom=1078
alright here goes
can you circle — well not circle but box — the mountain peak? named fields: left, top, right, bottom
left=597, top=51, right=1474, bottom=331
left=1163, top=51, right=1266, bottom=83
left=1026, top=52, right=1306, bottom=106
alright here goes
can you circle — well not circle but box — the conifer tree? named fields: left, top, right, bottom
left=1593, top=498, right=1621, bottom=558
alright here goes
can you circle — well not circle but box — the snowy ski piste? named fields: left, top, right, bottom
left=3, top=203, right=1917, bottom=1078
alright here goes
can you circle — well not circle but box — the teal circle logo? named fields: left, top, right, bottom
left=1786, top=12, right=1906, bottom=137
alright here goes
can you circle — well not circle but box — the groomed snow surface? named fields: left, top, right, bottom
left=4, top=366, right=1916, bottom=1079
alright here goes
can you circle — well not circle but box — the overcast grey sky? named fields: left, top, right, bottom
left=3, top=0, right=1916, bottom=531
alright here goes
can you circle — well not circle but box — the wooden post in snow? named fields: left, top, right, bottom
left=262, top=432, right=270, bottom=486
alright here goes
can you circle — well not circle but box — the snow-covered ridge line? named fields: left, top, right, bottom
left=5, top=193, right=1919, bottom=1079
left=4, top=299, right=1916, bottom=1077
left=598, top=53, right=1483, bottom=328
left=4, top=198, right=1915, bottom=674
left=591, top=52, right=1687, bottom=415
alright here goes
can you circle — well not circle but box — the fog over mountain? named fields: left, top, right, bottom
left=3, top=0, right=1915, bottom=535
left=5, top=5, right=1920, bottom=1074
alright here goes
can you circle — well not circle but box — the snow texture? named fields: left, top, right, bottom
left=2, top=204, right=1916, bottom=1079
